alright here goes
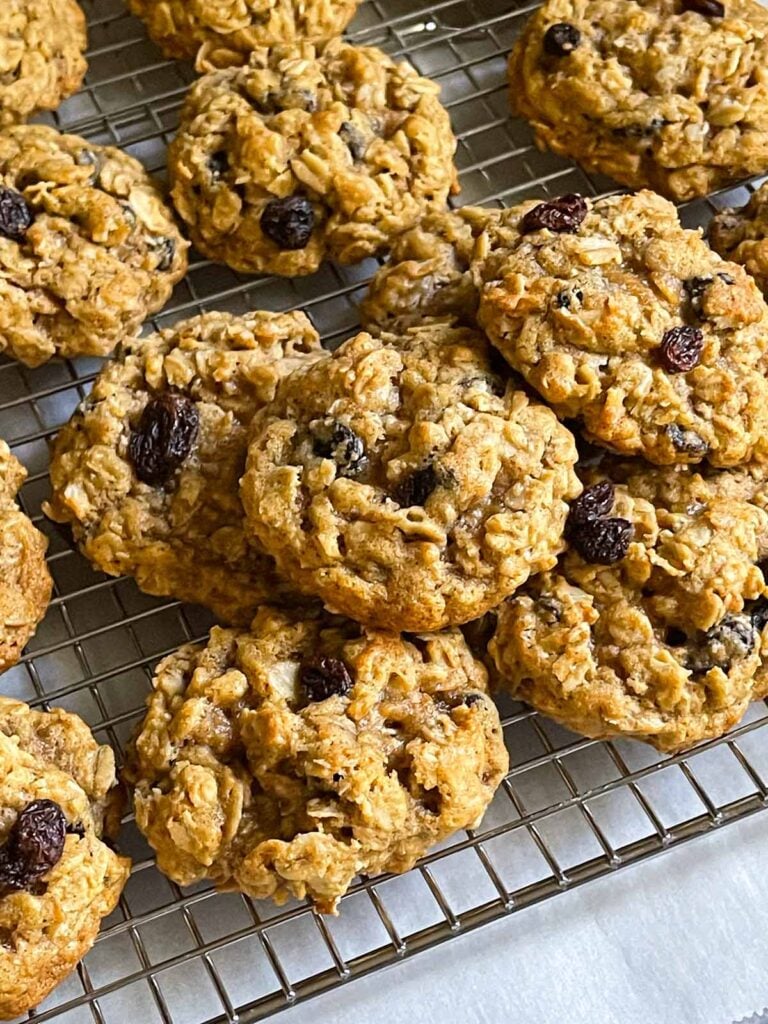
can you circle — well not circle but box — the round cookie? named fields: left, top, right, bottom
left=0, top=441, right=51, bottom=671
left=241, top=321, right=581, bottom=632
left=125, top=605, right=508, bottom=913
left=489, top=465, right=768, bottom=752
left=0, top=1, right=87, bottom=128
left=168, top=40, right=459, bottom=277
left=475, top=190, right=768, bottom=467
left=0, top=125, right=188, bottom=367
left=45, top=310, right=324, bottom=627
left=360, top=206, right=495, bottom=332
left=710, top=182, right=768, bottom=296
left=0, top=697, right=130, bottom=1018
left=128, top=0, right=360, bottom=69
left=508, top=0, right=768, bottom=202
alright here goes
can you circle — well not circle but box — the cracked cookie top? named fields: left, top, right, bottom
left=0, top=698, right=129, bottom=1019
left=360, top=206, right=495, bottom=332
left=128, top=0, right=360, bottom=68
left=125, top=605, right=507, bottom=913
left=168, top=40, right=458, bottom=277
left=0, top=0, right=87, bottom=127
left=490, top=463, right=768, bottom=752
left=475, top=190, right=768, bottom=467
left=241, top=321, right=581, bottom=632
left=508, top=0, right=768, bottom=201
left=46, top=310, right=324, bottom=627
left=0, top=125, right=188, bottom=366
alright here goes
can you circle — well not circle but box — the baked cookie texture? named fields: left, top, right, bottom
left=475, top=190, right=768, bottom=467
left=710, top=182, right=768, bottom=296
left=168, top=40, right=459, bottom=277
left=128, top=0, right=360, bottom=69
left=0, top=440, right=51, bottom=671
left=45, top=310, right=324, bottom=627
left=0, top=125, right=188, bottom=367
left=360, top=206, right=494, bottom=331
left=508, top=0, right=768, bottom=201
left=490, top=463, right=768, bottom=752
left=0, top=698, right=130, bottom=1019
left=241, top=321, right=581, bottom=632
left=0, top=1, right=87, bottom=127
left=125, top=605, right=508, bottom=913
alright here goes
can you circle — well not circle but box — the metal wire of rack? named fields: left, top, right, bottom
left=5, top=0, right=768, bottom=1021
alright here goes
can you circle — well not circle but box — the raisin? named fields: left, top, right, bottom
left=0, top=800, right=67, bottom=894
left=340, top=122, right=368, bottom=162
left=300, top=656, right=353, bottom=702
left=659, top=325, right=704, bottom=373
left=666, top=423, right=709, bottom=456
left=129, top=392, right=200, bottom=486
left=393, top=464, right=445, bottom=507
left=150, top=237, right=176, bottom=272
left=750, top=596, right=768, bottom=635
left=434, top=691, right=484, bottom=714
left=543, top=22, right=581, bottom=57
left=572, top=517, right=633, bottom=564
left=312, top=420, right=366, bottom=476
left=688, top=615, right=755, bottom=673
left=612, top=118, right=666, bottom=139
left=681, top=0, right=725, bottom=16
left=565, top=481, right=615, bottom=536
left=0, top=186, right=33, bottom=241
left=208, top=152, right=229, bottom=180
left=261, top=195, right=314, bottom=250
left=554, top=287, right=583, bottom=310
left=682, top=275, right=712, bottom=317
left=521, top=194, right=588, bottom=235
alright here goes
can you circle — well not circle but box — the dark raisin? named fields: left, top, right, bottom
left=612, top=117, right=666, bottom=139
left=659, top=325, right=704, bottom=373
left=665, top=627, right=688, bottom=647
left=208, top=152, right=229, bottom=180
left=565, top=481, right=615, bottom=535
left=261, top=195, right=314, bottom=250
left=434, top=691, right=484, bottom=714
left=332, top=771, right=344, bottom=783
left=571, top=517, right=633, bottom=564
left=0, top=186, right=33, bottom=241
left=340, top=122, right=368, bottom=162
left=0, top=800, right=67, bottom=894
left=150, top=236, right=176, bottom=272
left=666, top=423, right=709, bottom=456
left=688, top=614, right=755, bottom=674
left=749, top=599, right=768, bottom=637
left=683, top=275, right=711, bottom=316
left=300, top=656, right=353, bottom=702
left=681, top=0, right=725, bottom=16
left=554, top=288, right=583, bottom=310
left=312, top=421, right=366, bottom=477
left=128, top=392, right=200, bottom=486
left=393, top=464, right=445, bottom=507
left=521, top=194, right=588, bottom=235
left=543, top=22, right=581, bottom=57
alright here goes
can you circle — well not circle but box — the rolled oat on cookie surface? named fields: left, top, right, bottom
left=168, top=39, right=458, bottom=277
left=125, top=604, right=507, bottom=914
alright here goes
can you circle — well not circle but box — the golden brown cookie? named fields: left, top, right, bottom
left=168, top=40, right=458, bottom=277
left=45, top=310, right=323, bottom=627
left=475, top=190, right=768, bottom=467
left=125, top=605, right=508, bottom=913
left=0, top=1, right=87, bottom=127
left=709, top=182, right=768, bottom=296
left=508, top=0, right=768, bottom=201
left=128, top=0, right=360, bottom=68
left=490, top=463, right=768, bottom=752
left=0, top=441, right=51, bottom=671
left=241, top=321, right=581, bottom=632
left=0, top=125, right=188, bottom=367
left=0, top=698, right=130, bottom=1019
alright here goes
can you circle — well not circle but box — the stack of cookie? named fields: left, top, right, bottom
left=7, top=0, right=768, bottom=1014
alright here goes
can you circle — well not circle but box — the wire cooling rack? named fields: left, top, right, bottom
left=5, top=0, right=768, bottom=1021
